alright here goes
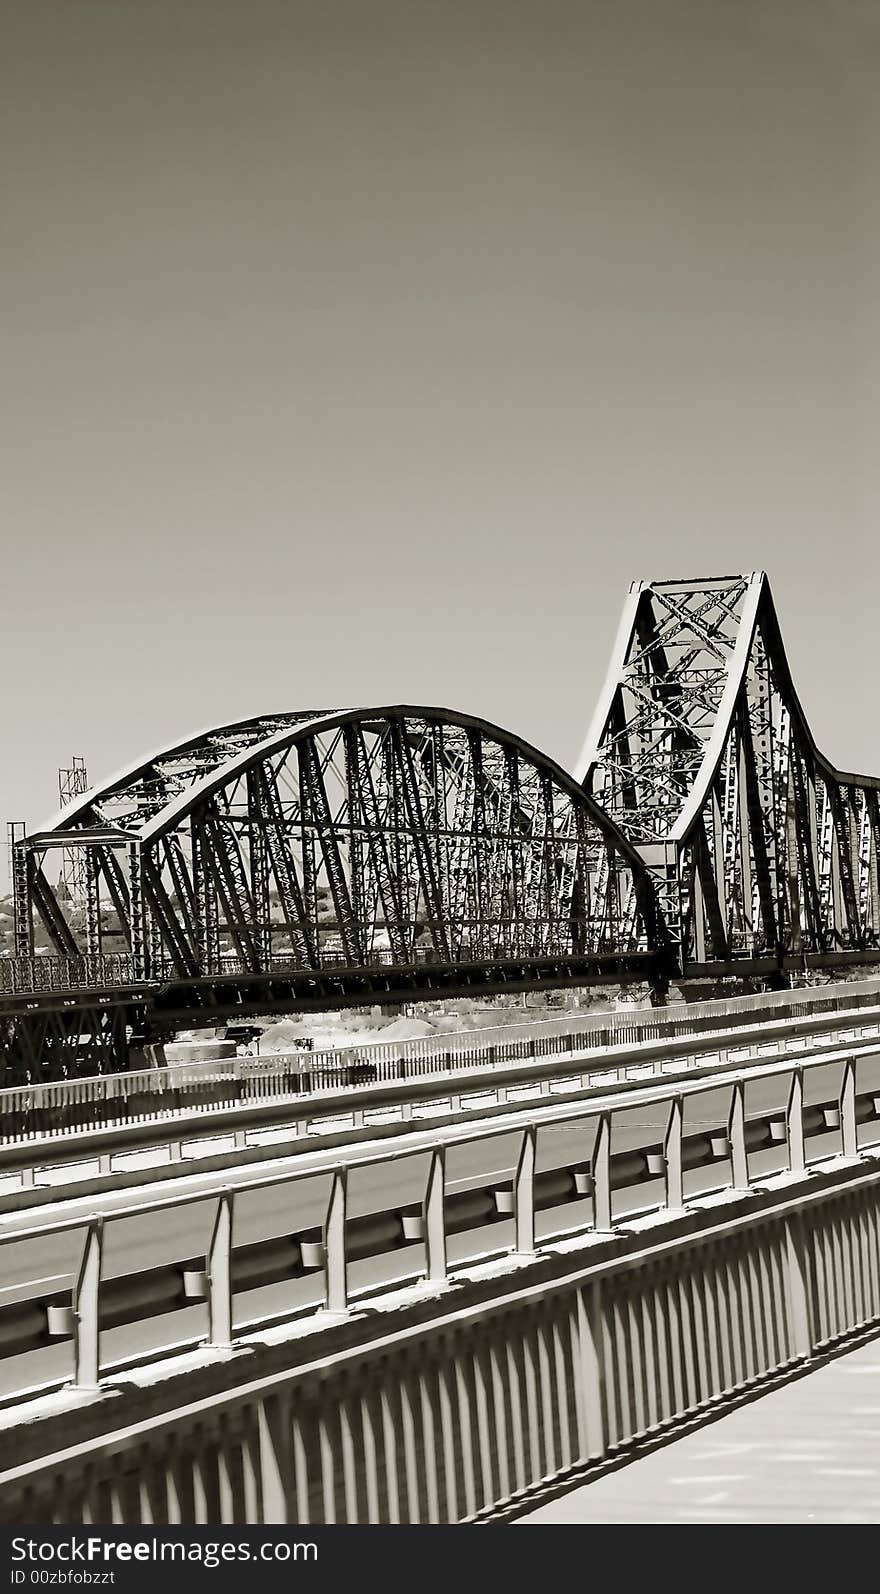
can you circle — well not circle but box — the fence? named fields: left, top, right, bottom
left=2, top=977, right=878, bottom=1145
left=1, top=940, right=644, bottom=999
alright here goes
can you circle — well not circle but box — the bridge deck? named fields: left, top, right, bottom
left=519, top=1332, right=880, bottom=1524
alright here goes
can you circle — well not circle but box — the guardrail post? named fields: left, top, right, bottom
left=787, top=1068, right=805, bottom=1174
left=424, top=1147, right=447, bottom=1282
left=840, top=1057, right=858, bottom=1159
left=207, top=1190, right=234, bottom=1350
left=664, top=1096, right=684, bottom=1210
left=73, top=1218, right=103, bottom=1390
left=728, top=1080, right=748, bottom=1189
left=324, top=1166, right=348, bottom=1313
left=592, top=1112, right=612, bottom=1232
left=514, top=1126, right=536, bottom=1255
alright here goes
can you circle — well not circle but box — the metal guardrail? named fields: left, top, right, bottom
left=5, top=1152, right=880, bottom=1526
left=3, top=977, right=879, bottom=1144
left=1, top=1036, right=879, bottom=1404
left=0, top=954, right=142, bottom=999
left=5, top=1009, right=880, bottom=1193
left=0, top=939, right=655, bottom=1000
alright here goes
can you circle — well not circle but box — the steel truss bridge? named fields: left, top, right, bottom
left=3, top=572, right=879, bottom=1076
left=579, top=572, right=880, bottom=975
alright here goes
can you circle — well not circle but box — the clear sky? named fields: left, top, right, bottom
left=1, top=1, right=878, bottom=876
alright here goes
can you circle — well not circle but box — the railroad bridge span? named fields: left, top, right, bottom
left=2, top=572, right=878, bottom=1078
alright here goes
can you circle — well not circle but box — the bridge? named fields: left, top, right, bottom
left=2, top=572, right=879, bottom=1528
left=3, top=573, right=878, bottom=1082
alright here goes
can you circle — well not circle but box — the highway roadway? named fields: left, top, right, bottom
left=1, top=1055, right=877, bottom=1401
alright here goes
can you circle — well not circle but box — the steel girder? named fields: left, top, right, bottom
left=577, top=573, right=880, bottom=973
left=0, top=1002, right=129, bottom=1084
left=20, top=708, right=659, bottom=988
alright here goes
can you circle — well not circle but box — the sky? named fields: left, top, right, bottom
left=1, top=1, right=878, bottom=879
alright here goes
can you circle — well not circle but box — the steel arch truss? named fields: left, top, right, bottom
left=20, top=709, right=659, bottom=998
left=578, top=573, right=880, bottom=973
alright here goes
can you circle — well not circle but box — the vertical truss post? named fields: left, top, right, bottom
left=384, top=731, right=411, bottom=957
left=324, top=1167, right=348, bottom=1313
left=141, top=852, right=198, bottom=978
left=736, top=739, right=755, bottom=950
left=343, top=730, right=366, bottom=953
left=301, top=738, right=363, bottom=966
left=514, top=1126, right=537, bottom=1255
left=393, top=721, right=452, bottom=962
left=831, top=788, right=859, bottom=945
left=711, top=788, right=727, bottom=938
left=201, top=806, right=259, bottom=971
left=739, top=709, right=773, bottom=953
left=192, top=816, right=219, bottom=975
left=84, top=848, right=101, bottom=960
left=868, top=792, right=880, bottom=940
left=97, top=847, right=133, bottom=956
left=691, top=852, right=707, bottom=963
left=257, top=763, right=317, bottom=968
left=247, top=770, right=272, bottom=970
left=346, top=726, right=407, bottom=963
left=791, top=752, right=823, bottom=951
left=127, top=843, right=147, bottom=980
left=73, top=1218, right=103, bottom=1390
left=857, top=794, right=873, bottom=941
left=162, top=837, right=199, bottom=952
left=468, top=731, right=489, bottom=961
left=505, top=748, right=525, bottom=956
left=207, top=1191, right=234, bottom=1350
left=10, top=831, right=34, bottom=959
left=424, top=1147, right=447, bottom=1283
left=298, top=750, right=319, bottom=949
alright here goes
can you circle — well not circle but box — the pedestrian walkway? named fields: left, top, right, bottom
left=518, top=1335, right=880, bottom=1524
